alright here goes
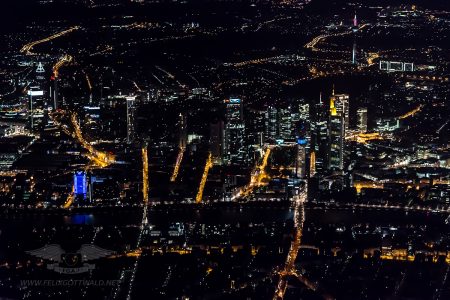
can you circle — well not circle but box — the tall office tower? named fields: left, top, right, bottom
left=247, top=108, right=265, bottom=147
left=265, top=106, right=278, bottom=141
left=357, top=107, right=368, bottom=133
left=290, top=109, right=300, bottom=138
left=330, top=93, right=350, bottom=133
left=352, top=41, right=357, bottom=65
left=297, top=102, right=311, bottom=142
left=224, top=98, right=245, bottom=165
left=210, top=120, right=224, bottom=163
left=295, top=140, right=307, bottom=178
left=126, top=96, right=136, bottom=143
left=299, top=103, right=310, bottom=122
left=312, top=94, right=329, bottom=174
left=74, top=171, right=87, bottom=201
left=329, top=115, right=345, bottom=171
left=52, top=77, right=59, bottom=110
left=27, top=88, right=45, bottom=131
left=279, top=107, right=292, bottom=140
left=178, top=113, right=188, bottom=149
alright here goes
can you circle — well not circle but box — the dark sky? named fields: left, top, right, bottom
left=1, top=0, right=449, bottom=28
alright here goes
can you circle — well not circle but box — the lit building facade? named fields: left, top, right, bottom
left=224, top=98, right=245, bottom=165
left=357, top=107, right=368, bottom=133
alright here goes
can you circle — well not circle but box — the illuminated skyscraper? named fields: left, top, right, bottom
left=265, top=106, right=278, bottom=141
left=296, top=139, right=307, bottom=178
left=279, top=107, right=292, bottom=140
left=312, top=93, right=329, bottom=174
left=330, top=93, right=350, bottom=133
left=27, top=88, right=44, bottom=130
left=247, top=108, right=265, bottom=147
left=178, top=113, right=188, bottom=149
left=357, top=107, right=368, bottom=133
left=328, top=92, right=347, bottom=171
left=329, top=115, right=344, bottom=171
left=224, top=98, right=245, bottom=164
left=126, top=96, right=136, bottom=143
left=299, top=103, right=310, bottom=122
left=74, top=171, right=87, bottom=200
left=210, top=119, right=224, bottom=163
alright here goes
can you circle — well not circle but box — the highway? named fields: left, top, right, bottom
left=196, top=152, right=213, bottom=204
left=142, top=146, right=149, bottom=202
left=232, top=145, right=272, bottom=201
left=70, top=113, right=116, bottom=168
left=20, top=26, right=80, bottom=55
left=273, top=183, right=307, bottom=300
left=170, top=147, right=185, bottom=182
left=52, top=54, right=73, bottom=78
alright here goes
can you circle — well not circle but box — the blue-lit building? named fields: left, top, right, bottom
left=74, top=171, right=87, bottom=199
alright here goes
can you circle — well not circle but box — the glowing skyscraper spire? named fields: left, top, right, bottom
left=353, top=13, right=358, bottom=27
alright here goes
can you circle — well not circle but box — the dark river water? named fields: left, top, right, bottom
left=0, top=204, right=447, bottom=227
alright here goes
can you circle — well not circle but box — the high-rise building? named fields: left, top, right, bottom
left=330, top=93, right=350, bottom=133
left=279, top=107, right=292, bottom=140
left=49, top=76, right=59, bottom=110
left=329, top=115, right=344, bottom=171
left=178, top=113, right=188, bottom=149
left=357, top=107, right=368, bottom=133
left=296, top=140, right=307, bottom=178
left=224, top=98, right=245, bottom=164
left=265, top=106, right=278, bottom=141
left=247, top=108, right=265, bottom=147
left=27, top=88, right=45, bottom=131
left=126, top=96, right=136, bottom=143
left=74, top=171, right=87, bottom=200
left=210, top=120, right=224, bottom=163
left=311, top=94, right=329, bottom=174
left=299, top=103, right=310, bottom=122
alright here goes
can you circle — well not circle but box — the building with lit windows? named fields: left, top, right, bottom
left=329, top=115, right=344, bottom=171
left=357, top=107, right=368, bottom=133
left=223, top=98, right=245, bottom=165
left=74, top=171, right=87, bottom=200
left=126, top=96, right=136, bottom=143
left=330, top=93, right=349, bottom=133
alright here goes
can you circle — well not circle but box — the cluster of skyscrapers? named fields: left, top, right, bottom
left=217, top=92, right=368, bottom=182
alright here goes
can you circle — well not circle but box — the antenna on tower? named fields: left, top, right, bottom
left=36, top=62, right=45, bottom=73
left=332, top=84, right=335, bottom=96
left=319, top=92, right=323, bottom=104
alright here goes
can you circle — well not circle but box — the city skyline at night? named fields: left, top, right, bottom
left=0, top=0, right=449, bottom=299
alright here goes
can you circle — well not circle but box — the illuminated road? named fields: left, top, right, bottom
left=273, top=183, right=307, bottom=300
left=305, top=24, right=368, bottom=51
left=52, top=54, right=73, bottom=78
left=85, top=73, right=93, bottom=92
left=123, top=204, right=148, bottom=300
left=63, top=185, right=75, bottom=209
left=50, top=111, right=115, bottom=207
left=142, top=145, right=149, bottom=202
left=196, top=152, right=213, bottom=204
left=20, top=26, right=80, bottom=55
left=398, top=104, right=422, bottom=120
left=70, top=113, right=116, bottom=167
left=170, top=147, right=185, bottom=182
left=232, top=146, right=272, bottom=200
left=346, top=132, right=385, bottom=144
